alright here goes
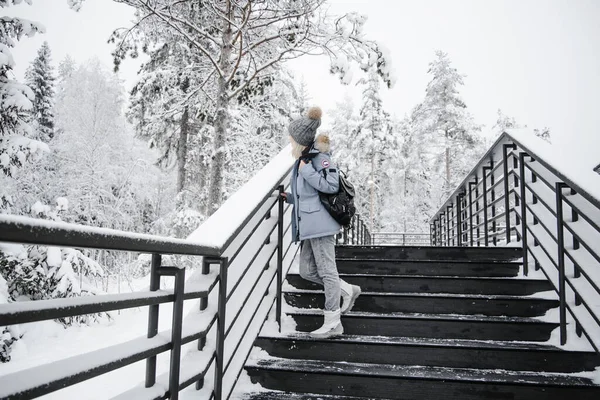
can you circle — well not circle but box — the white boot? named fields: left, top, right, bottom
left=340, top=280, right=362, bottom=314
left=310, top=309, right=343, bottom=339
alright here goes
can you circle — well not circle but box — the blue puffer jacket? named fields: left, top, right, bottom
left=287, top=134, right=341, bottom=243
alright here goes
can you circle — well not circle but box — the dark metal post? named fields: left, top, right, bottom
left=446, top=205, right=452, bottom=246
left=214, top=258, right=228, bottom=400
left=343, top=226, right=348, bottom=245
left=482, top=166, right=491, bottom=246
left=556, top=182, right=568, bottom=345
left=276, top=185, right=284, bottom=332
left=161, top=267, right=186, bottom=400
left=503, top=144, right=516, bottom=243
left=474, top=176, right=480, bottom=246
left=456, top=194, right=463, bottom=246
left=351, top=220, right=356, bottom=245
left=440, top=212, right=445, bottom=246
left=468, top=181, right=476, bottom=246
left=489, top=158, right=497, bottom=245
left=146, top=253, right=161, bottom=388
left=519, top=153, right=529, bottom=276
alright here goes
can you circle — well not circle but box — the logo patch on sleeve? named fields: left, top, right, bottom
left=321, top=159, right=330, bottom=168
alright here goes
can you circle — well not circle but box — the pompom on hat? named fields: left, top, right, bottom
left=288, top=106, right=322, bottom=146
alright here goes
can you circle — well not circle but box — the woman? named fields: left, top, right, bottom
left=283, top=106, right=361, bottom=339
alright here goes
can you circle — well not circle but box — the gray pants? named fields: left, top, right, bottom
left=299, top=235, right=340, bottom=311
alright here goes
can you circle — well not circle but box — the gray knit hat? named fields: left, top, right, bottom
left=288, top=107, right=322, bottom=146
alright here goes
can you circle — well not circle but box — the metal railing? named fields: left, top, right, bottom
left=0, top=146, right=372, bottom=399
left=336, top=214, right=372, bottom=246
left=430, top=131, right=600, bottom=352
left=371, top=232, right=430, bottom=246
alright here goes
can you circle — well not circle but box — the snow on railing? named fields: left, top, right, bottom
left=0, top=145, right=300, bottom=400
left=430, top=129, right=600, bottom=353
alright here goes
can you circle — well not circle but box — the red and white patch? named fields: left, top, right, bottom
left=321, top=159, right=330, bottom=168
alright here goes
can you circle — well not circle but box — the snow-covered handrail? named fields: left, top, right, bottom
left=430, top=130, right=600, bottom=353
left=187, top=144, right=295, bottom=250
left=0, top=145, right=299, bottom=400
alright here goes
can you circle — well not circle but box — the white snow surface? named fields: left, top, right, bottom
left=188, top=145, right=294, bottom=249
left=506, top=129, right=600, bottom=203
left=0, top=214, right=218, bottom=257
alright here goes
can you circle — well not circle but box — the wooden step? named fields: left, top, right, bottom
left=336, top=245, right=522, bottom=262
left=246, top=358, right=600, bottom=400
left=285, top=273, right=553, bottom=295
left=287, top=310, right=559, bottom=342
left=283, top=291, right=558, bottom=317
left=336, top=259, right=521, bottom=277
left=242, top=391, right=371, bottom=400
left=254, top=334, right=600, bottom=373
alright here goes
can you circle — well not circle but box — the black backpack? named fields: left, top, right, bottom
left=319, top=169, right=356, bottom=226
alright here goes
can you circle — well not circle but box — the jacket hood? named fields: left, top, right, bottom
left=313, top=133, right=331, bottom=153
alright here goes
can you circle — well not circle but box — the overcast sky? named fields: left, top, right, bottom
left=6, top=0, right=600, bottom=159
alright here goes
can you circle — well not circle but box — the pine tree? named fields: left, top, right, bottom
left=332, top=68, right=398, bottom=230
left=25, top=41, right=56, bottom=141
left=420, top=51, right=482, bottom=195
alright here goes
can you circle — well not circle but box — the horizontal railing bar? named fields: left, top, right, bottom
left=527, top=245, right=600, bottom=353
left=513, top=190, right=559, bottom=244
left=225, top=207, right=285, bottom=301
left=509, top=134, right=600, bottom=210
left=563, top=219, right=600, bottom=267
left=223, top=194, right=280, bottom=266
left=0, top=215, right=220, bottom=257
left=0, top=269, right=219, bottom=326
left=524, top=159, right=560, bottom=192
left=0, top=329, right=177, bottom=399
left=561, top=193, right=600, bottom=234
left=562, top=237, right=600, bottom=297
left=222, top=241, right=298, bottom=399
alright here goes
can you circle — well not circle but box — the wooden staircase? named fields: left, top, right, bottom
left=241, top=246, right=600, bottom=399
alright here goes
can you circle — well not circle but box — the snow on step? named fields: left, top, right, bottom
left=248, top=358, right=600, bottom=387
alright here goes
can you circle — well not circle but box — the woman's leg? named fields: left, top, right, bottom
left=309, top=235, right=340, bottom=311
left=299, top=239, right=324, bottom=286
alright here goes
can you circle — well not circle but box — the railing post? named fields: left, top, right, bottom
left=503, top=144, right=517, bottom=243
left=519, top=152, right=529, bottom=276
left=160, top=267, right=186, bottom=400
left=468, top=181, right=476, bottom=246
left=276, top=185, right=284, bottom=331
left=214, top=257, right=228, bottom=400
left=146, top=253, right=161, bottom=388
left=474, top=176, right=480, bottom=246
left=440, top=212, right=445, bottom=246
left=482, top=166, right=491, bottom=246
left=446, top=205, right=452, bottom=246
left=343, top=226, right=348, bottom=245
left=556, top=182, right=568, bottom=346
left=351, top=219, right=356, bottom=245
left=489, top=157, right=497, bottom=245
left=456, top=193, right=463, bottom=246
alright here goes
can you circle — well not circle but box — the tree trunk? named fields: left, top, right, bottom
left=370, top=154, right=375, bottom=231
left=207, top=5, right=233, bottom=215
left=176, top=106, right=189, bottom=196
left=445, top=146, right=451, bottom=190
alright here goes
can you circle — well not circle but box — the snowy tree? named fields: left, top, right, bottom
left=25, top=41, right=55, bottom=141
left=0, top=1, right=49, bottom=177
left=534, top=127, right=551, bottom=143
left=493, top=109, right=523, bottom=133
left=112, top=0, right=394, bottom=214
left=418, top=51, right=483, bottom=196
left=0, top=200, right=108, bottom=330
left=331, top=68, right=398, bottom=230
